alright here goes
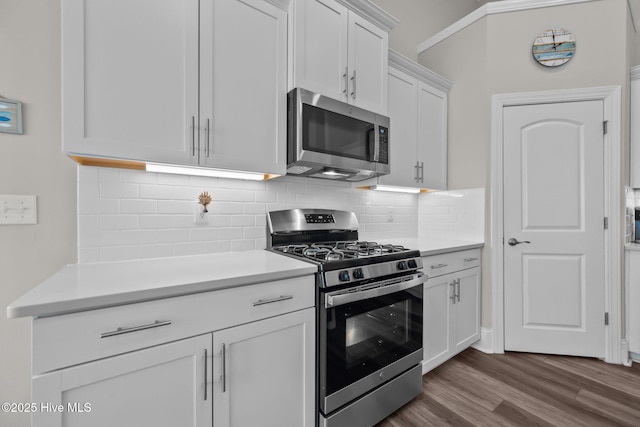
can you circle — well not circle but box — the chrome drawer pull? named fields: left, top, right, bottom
left=100, top=320, right=172, bottom=339
left=431, top=263, right=448, bottom=269
left=464, top=257, right=478, bottom=262
left=252, top=295, right=293, bottom=307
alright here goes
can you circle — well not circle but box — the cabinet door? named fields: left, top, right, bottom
left=379, top=67, right=419, bottom=188
left=417, top=82, right=448, bottom=190
left=453, top=267, right=481, bottom=353
left=422, top=274, right=454, bottom=374
left=347, top=12, right=388, bottom=115
left=631, top=71, right=640, bottom=188
left=291, top=0, right=349, bottom=102
left=200, top=0, right=287, bottom=175
left=627, top=251, right=640, bottom=354
left=32, top=334, right=212, bottom=427
left=213, top=308, right=315, bottom=427
left=62, top=0, right=199, bottom=165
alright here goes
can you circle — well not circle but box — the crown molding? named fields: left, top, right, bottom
left=417, top=0, right=600, bottom=54
left=336, top=0, right=399, bottom=31
left=388, top=49, right=452, bottom=92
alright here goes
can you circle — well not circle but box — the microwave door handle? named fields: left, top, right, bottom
left=370, top=127, right=380, bottom=162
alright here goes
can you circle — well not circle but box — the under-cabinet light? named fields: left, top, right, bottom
left=368, top=185, right=421, bottom=194
left=146, top=163, right=266, bottom=181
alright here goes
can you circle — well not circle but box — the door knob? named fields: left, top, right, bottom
left=507, top=238, right=530, bottom=246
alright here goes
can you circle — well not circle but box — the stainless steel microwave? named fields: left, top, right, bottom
left=287, top=88, right=390, bottom=181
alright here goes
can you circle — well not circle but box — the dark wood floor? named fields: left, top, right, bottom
left=377, top=349, right=640, bottom=426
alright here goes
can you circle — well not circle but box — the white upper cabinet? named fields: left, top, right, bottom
left=379, top=51, right=450, bottom=190
left=200, top=0, right=287, bottom=174
left=631, top=66, right=640, bottom=188
left=62, top=0, right=287, bottom=176
left=62, top=0, right=200, bottom=165
left=289, top=0, right=395, bottom=115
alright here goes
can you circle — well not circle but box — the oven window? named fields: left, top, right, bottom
left=302, top=104, right=374, bottom=161
left=322, top=285, right=422, bottom=396
left=345, top=301, right=410, bottom=366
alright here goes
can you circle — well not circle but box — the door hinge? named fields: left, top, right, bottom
left=604, top=217, right=608, bottom=229
left=605, top=312, right=609, bottom=325
left=603, top=120, right=608, bottom=135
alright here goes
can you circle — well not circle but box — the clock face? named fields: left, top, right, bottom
left=532, top=28, right=576, bottom=67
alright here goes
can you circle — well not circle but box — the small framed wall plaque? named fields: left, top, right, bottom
left=0, top=98, right=23, bottom=134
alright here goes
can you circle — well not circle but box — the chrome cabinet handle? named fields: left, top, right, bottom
left=252, top=295, right=293, bottom=306
left=204, top=349, right=208, bottom=401
left=431, top=263, right=448, bottom=269
left=456, top=279, right=461, bottom=302
left=414, top=161, right=420, bottom=182
left=351, top=70, right=357, bottom=99
left=508, top=238, right=531, bottom=246
left=222, top=343, right=227, bottom=393
left=190, top=116, right=196, bottom=157
left=100, top=320, right=171, bottom=339
left=205, top=118, right=211, bottom=158
left=449, top=282, right=456, bottom=304
left=464, top=257, right=478, bottom=262
left=343, top=67, right=348, bottom=95
left=419, top=161, right=424, bottom=183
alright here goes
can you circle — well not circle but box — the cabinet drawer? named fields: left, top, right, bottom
left=33, top=276, right=314, bottom=374
left=423, top=249, right=481, bottom=278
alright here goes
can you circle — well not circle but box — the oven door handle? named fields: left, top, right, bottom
left=325, top=273, right=426, bottom=308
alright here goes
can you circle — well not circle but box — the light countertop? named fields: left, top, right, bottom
left=7, top=240, right=484, bottom=320
left=377, top=237, right=484, bottom=257
left=7, top=250, right=317, bottom=319
left=626, top=242, right=640, bottom=251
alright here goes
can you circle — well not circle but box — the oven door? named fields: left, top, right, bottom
left=319, top=272, right=425, bottom=415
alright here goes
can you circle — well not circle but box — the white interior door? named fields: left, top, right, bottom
left=503, top=100, right=605, bottom=357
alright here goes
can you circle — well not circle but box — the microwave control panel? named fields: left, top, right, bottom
left=379, top=127, right=389, bottom=164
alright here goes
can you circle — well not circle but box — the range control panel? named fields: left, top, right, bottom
left=305, top=214, right=335, bottom=224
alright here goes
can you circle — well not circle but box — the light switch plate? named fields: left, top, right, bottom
left=0, top=195, right=37, bottom=225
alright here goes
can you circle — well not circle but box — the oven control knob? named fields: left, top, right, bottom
left=353, top=268, right=364, bottom=279
left=339, top=270, right=350, bottom=282
left=407, top=259, right=418, bottom=269
left=397, top=261, right=408, bottom=270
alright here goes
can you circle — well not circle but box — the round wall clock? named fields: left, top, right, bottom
left=532, top=28, right=576, bottom=67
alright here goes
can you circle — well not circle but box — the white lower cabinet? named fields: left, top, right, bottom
left=32, top=334, right=212, bottom=427
left=30, top=277, right=315, bottom=427
left=213, top=308, right=315, bottom=427
left=422, top=250, right=481, bottom=374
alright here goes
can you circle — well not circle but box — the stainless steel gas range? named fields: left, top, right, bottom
left=267, top=209, right=425, bottom=427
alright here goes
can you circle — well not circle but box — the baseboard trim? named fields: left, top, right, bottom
left=471, top=328, right=496, bottom=354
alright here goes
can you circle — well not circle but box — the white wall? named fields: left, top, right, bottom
left=78, top=166, right=418, bottom=262
left=419, top=0, right=631, bottom=329
left=370, top=0, right=480, bottom=61
left=0, top=2, right=77, bottom=426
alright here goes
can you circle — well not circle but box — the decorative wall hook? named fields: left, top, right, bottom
left=198, top=191, right=212, bottom=217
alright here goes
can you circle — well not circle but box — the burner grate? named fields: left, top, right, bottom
left=273, top=241, right=409, bottom=262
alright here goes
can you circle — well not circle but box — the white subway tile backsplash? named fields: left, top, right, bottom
left=204, top=240, right=231, bottom=253
left=138, top=215, right=193, bottom=229
left=77, top=166, right=423, bottom=263
left=100, top=181, right=138, bottom=199
left=121, top=199, right=157, bottom=214
left=100, top=214, right=138, bottom=230
left=231, top=239, right=255, bottom=252
left=231, top=215, right=255, bottom=227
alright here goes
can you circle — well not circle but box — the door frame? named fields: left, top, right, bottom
left=489, top=86, right=627, bottom=364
